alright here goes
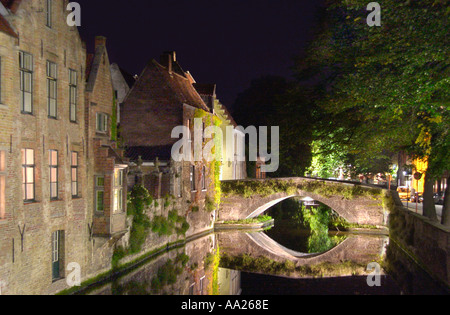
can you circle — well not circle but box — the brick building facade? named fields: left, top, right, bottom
left=0, top=0, right=127, bottom=294
left=121, top=51, right=217, bottom=237
left=0, top=1, right=244, bottom=295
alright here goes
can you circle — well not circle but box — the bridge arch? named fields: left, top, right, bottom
left=218, top=230, right=389, bottom=277
left=220, top=178, right=393, bottom=227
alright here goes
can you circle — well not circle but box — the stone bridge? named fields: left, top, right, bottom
left=219, top=178, right=394, bottom=227
left=218, top=230, right=388, bottom=278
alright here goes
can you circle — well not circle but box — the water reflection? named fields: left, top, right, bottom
left=78, top=198, right=448, bottom=295
left=265, top=198, right=348, bottom=254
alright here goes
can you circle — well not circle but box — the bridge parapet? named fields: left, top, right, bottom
left=220, top=178, right=395, bottom=227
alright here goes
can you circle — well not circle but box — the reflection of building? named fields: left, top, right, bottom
left=218, top=268, right=242, bottom=295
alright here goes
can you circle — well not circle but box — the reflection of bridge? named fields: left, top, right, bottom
left=220, top=178, right=394, bottom=227
left=218, top=230, right=389, bottom=277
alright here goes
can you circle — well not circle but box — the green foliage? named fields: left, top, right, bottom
left=222, top=179, right=298, bottom=198
left=127, top=186, right=153, bottom=255
left=151, top=256, right=187, bottom=293
left=223, top=215, right=273, bottom=225
left=292, top=204, right=345, bottom=253
left=220, top=254, right=367, bottom=277
left=205, top=196, right=216, bottom=212
left=298, top=0, right=449, bottom=179
left=151, top=210, right=190, bottom=237
left=222, top=179, right=383, bottom=201
left=111, top=91, right=118, bottom=142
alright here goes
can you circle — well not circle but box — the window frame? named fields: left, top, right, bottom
left=201, top=165, right=207, bottom=191
left=46, top=0, right=53, bottom=28
left=51, top=230, right=64, bottom=281
left=95, top=176, right=105, bottom=212
left=47, top=61, right=58, bottom=119
left=96, top=112, right=109, bottom=134
left=22, top=149, right=35, bottom=202
left=113, top=168, right=124, bottom=213
left=49, top=149, right=59, bottom=200
left=71, top=152, right=79, bottom=198
left=69, top=69, right=77, bottom=122
left=19, top=51, right=33, bottom=114
left=190, top=165, right=197, bottom=192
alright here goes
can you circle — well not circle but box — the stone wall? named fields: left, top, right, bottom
left=389, top=193, right=450, bottom=287
left=220, top=178, right=389, bottom=226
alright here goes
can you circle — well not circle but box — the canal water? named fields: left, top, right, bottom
left=79, top=199, right=449, bottom=296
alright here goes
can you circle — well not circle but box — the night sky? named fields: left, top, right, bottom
left=77, top=0, right=325, bottom=107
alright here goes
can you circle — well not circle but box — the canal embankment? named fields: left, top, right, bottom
left=388, top=192, right=450, bottom=290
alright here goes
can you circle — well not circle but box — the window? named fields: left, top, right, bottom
left=47, top=61, right=57, bottom=118
left=0, top=151, right=5, bottom=219
left=52, top=230, right=64, bottom=281
left=113, top=168, right=124, bottom=213
left=95, top=176, right=105, bottom=212
left=22, top=149, right=35, bottom=202
left=69, top=70, right=77, bottom=122
left=201, top=166, right=206, bottom=191
left=190, top=165, right=196, bottom=192
left=19, top=52, right=33, bottom=114
left=96, top=113, right=108, bottom=133
left=49, top=150, right=58, bottom=200
left=71, top=152, right=78, bottom=197
left=46, top=0, right=53, bottom=28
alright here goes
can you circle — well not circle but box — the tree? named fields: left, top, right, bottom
left=294, top=0, right=449, bottom=223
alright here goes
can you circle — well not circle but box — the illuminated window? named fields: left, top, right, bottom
left=71, top=152, right=78, bottom=197
left=19, top=52, right=33, bottom=114
left=22, top=149, right=35, bottom=202
left=0, top=151, right=5, bottom=219
left=49, top=150, right=58, bottom=200
left=113, top=168, right=124, bottom=213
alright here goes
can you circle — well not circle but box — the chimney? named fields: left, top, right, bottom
left=95, top=36, right=107, bottom=48
left=161, top=51, right=176, bottom=73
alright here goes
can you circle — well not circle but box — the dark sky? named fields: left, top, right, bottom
left=77, top=0, right=325, bottom=107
